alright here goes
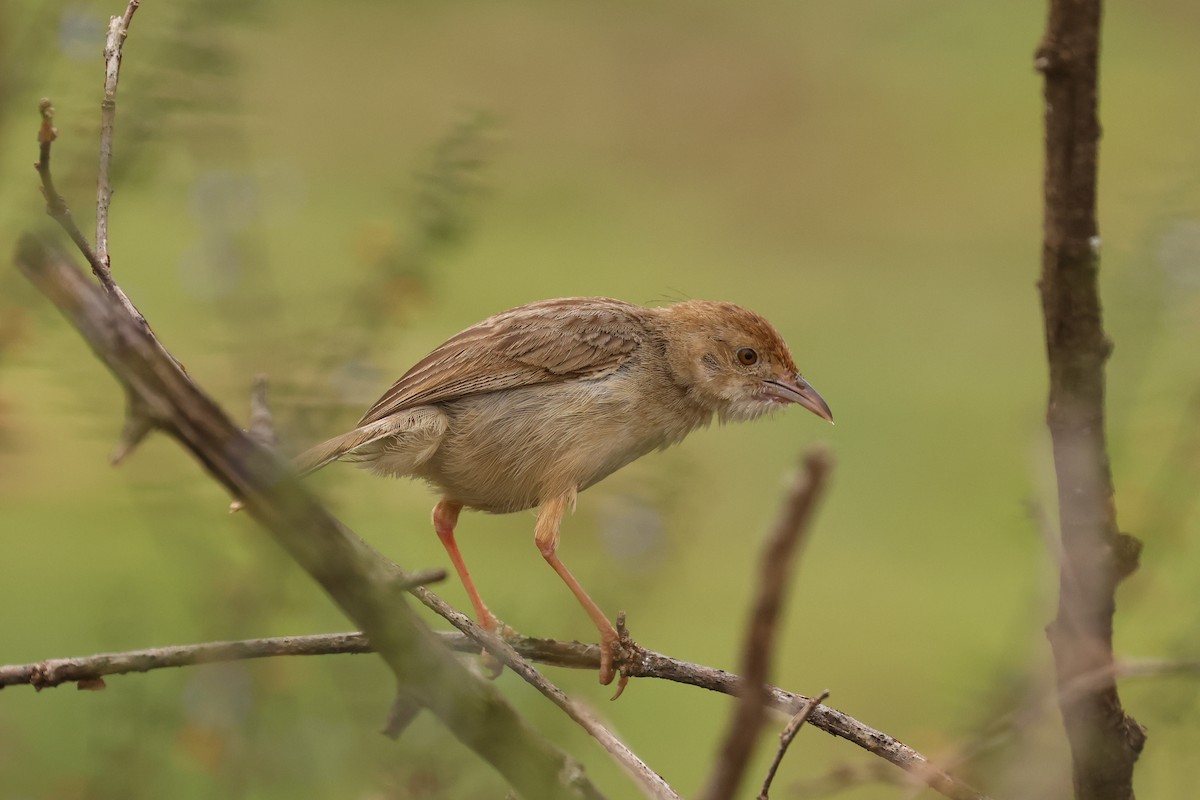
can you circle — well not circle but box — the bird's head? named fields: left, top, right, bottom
left=659, top=300, right=833, bottom=424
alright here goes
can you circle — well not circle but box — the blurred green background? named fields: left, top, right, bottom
left=2, top=1, right=1199, bottom=798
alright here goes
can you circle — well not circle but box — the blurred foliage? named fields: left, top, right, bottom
left=2, top=1, right=1200, bottom=799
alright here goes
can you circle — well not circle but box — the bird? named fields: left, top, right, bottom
left=295, top=297, right=832, bottom=693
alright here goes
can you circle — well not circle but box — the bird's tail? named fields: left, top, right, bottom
left=293, top=432, right=354, bottom=476
left=230, top=423, right=387, bottom=513
left=292, top=418, right=404, bottom=476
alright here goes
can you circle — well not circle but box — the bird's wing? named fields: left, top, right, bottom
left=357, top=297, right=648, bottom=425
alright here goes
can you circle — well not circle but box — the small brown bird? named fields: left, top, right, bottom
left=296, top=297, right=832, bottom=690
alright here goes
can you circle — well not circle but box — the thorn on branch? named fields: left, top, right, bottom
left=389, top=567, right=448, bottom=592
left=381, top=692, right=423, bottom=740
left=110, top=399, right=155, bottom=465
left=1111, top=532, right=1142, bottom=583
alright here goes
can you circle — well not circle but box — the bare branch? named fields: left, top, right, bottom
left=1035, top=0, right=1146, bottom=796
left=0, top=632, right=371, bottom=690
left=96, top=0, right=140, bottom=268
left=701, top=448, right=833, bottom=800
left=0, top=623, right=988, bottom=800
left=757, top=689, right=830, bottom=800
left=33, top=98, right=104, bottom=273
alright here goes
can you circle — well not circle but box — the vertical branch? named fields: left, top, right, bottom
left=1034, top=1, right=1146, bottom=798
left=96, top=0, right=139, bottom=268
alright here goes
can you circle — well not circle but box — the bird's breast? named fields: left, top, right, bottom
left=414, top=366, right=711, bottom=513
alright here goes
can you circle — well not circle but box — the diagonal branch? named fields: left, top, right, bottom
left=1034, top=1, right=1146, bottom=798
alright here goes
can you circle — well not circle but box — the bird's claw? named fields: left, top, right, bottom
left=596, top=645, right=628, bottom=700
left=477, top=617, right=518, bottom=680
left=480, top=649, right=504, bottom=679
left=599, top=611, right=640, bottom=700
left=598, top=643, right=617, bottom=685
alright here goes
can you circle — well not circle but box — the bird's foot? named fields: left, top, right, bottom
left=476, top=614, right=515, bottom=680
left=600, top=611, right=641, bottom=700
left=597, top=637, right=617, bottom=687
left=479, top=649, right=504, bottom=679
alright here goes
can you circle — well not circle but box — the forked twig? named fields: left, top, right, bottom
left=757, top=689, right=830, bottom=799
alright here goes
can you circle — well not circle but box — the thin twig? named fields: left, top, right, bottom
left=85, top=0, right=152, bottom=331
left=1, top=632, right=371, bottom=690
left=701, top=449, right=833, bottom=800
left=33, top=99, right=104, bottom=271
left=412, top=587, right=680, bottom=800
left=96, top=0, right=139, bottom=269
left=757, top=689, right=830, bottom=800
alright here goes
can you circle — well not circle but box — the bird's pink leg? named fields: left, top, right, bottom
left=535, top=491, right=627, bottom=697
left=433, top=499, right=499, bottom=633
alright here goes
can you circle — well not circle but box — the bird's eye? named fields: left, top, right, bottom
left=736, top=347, right=759, bottom=366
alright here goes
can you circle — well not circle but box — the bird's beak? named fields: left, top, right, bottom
left=763, top=375, right=834, bottom=423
